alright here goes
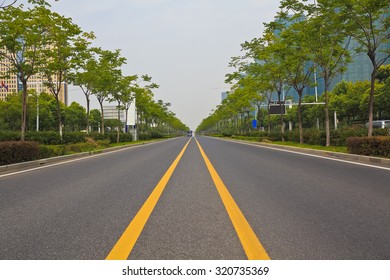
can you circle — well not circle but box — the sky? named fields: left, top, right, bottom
left=43, top=0, right=282, bottom=130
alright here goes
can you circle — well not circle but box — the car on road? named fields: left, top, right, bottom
left=187, top=130, right=193, bottom=137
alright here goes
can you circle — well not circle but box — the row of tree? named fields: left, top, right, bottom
left=0, top=92, right=90, bottom=132
left=0, top=0, right=189, bottom=140
left=197, top=76, right=390, bottom=136
left=0, top=91, right=189, bottom=135
left=196, top=0, right=389, bottom=146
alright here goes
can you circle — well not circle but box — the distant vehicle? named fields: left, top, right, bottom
left=365, top=120, right=390, bottom=129
left=187, top=130, right=193, bottom=137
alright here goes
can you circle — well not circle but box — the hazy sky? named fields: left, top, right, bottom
left=46, top=0, right=281, bottom=130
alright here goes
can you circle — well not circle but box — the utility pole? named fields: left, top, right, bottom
left=134, top=97, right=138, bottom=141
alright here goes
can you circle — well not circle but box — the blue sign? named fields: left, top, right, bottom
left=252, top=119, right=257, bottom=129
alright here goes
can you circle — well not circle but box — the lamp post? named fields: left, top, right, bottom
left=36, top=93, right=39, bottom=131
left=26, top=82, right=41, bottom=131
left=134, top=96, right=138, bottom=141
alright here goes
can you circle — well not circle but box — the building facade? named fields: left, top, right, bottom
left=0, top=50, right=67, bottom=104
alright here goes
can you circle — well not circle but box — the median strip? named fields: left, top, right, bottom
left=195, top=138, right=270, bottom=260
left=106, top=138, right=192, bottom=260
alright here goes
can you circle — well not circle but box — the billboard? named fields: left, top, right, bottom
left=269, top=101, right=286, bottom=115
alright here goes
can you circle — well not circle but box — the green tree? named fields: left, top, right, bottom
left=0, top=93, right=22, bottom=131
left=90, top=49, right=126, bottom=135
left=335, top=0, right=390, bottom=136
left=135, top=87, right=154, bottom=134
left=376, top=77, right=390, bottom=119
left=35, top=92, right=59, bottom=131
left=328, top=81, right=370, bottom=124
left=64, top=102, right=86, bottom=132
left=67, top=42, right=100, bottom=134
left=270, top=13, right=316, bottom=144
left=376, top=65, right=390, bottom=83
left=281, top=0, right=352, bottom=146
left=240, top=31, right=291, bottom=138
left=39, top=7, right=93, bottom=138
left=89, top=109, right=101, bottom=132
left=0, top=3, right=50, bottom=140
left=108, top=74, right=138, bottom=142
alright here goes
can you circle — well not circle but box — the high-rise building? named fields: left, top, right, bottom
left=0, top=49, right=67, bottom=104
left=221, top=91, right=228, bottom=101
left=272, top=14, right=389, bottom=102
left=0, top=54, right=17, bottom=100
left=332, top=39, right=390, bottom=87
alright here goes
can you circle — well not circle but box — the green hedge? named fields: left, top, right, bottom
left=0, top=131, right=20, bottom=142
left=106, top=132, right=133, bottom=143
left=137, top=132, right=162, bottom=140
left=233, top=127, right=389, bottom=147
left=347, top=136, right=390, bottom=158
left=0, top=131, right=134, bottom=144
left=39, top=145, right=66, bottom=158
left=0, top=141, right=41, bottom=165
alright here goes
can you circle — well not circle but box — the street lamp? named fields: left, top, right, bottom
left=36, top=93, right=39, bottom=131
left=134, top=96, right=138, bottom=141
left=26, top=81, right=41, bottom=132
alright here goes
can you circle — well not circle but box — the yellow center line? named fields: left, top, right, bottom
left=106, top=138, right=192, bottom=260
left=195, top=138, right=270, bottom=260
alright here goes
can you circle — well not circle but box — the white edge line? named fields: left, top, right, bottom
left=0, top=139, right=175, bottom=179
left=211, top=137, right=390, bottom=172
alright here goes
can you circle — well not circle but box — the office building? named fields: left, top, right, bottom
left=0, top=49, right=67, bottom=104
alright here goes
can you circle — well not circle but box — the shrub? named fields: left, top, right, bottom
left=231, top=135, right=259, bottom=141
left=105, top=132, right=133, bottom=143
left=347, top=136, right=390, bottom=158
left=266, top=132, right=284, bottom=141
left=25, top=131, right=62, bottom=145
left=62, top=132, right=87, bottom=144
left=0, top=131, right=20, bottom=142
left=0, top=141, right=41, bottom=165
left=88, top=132, right=107, bottom=141
left=119, top=132, right=133, bottom=142
left=96, top=139, right=110, bottom=147
left=150, top=131, right=163, bottom=139
left=221, top=129, right=234, bottom=137
left=284, top=130, right=300, bottom=142
left=0, top=131, right=89, bottom=145
left=330, top=127, right=367, bottom=146
left=38, top=145, right=53, bottom=159
left=39, top=145, right=66, bottom=158
left=304, top=129, right=325, bottom=146
left=138, top=133, right=151, bottom=140
left=65, top=142, right=97, bottom=153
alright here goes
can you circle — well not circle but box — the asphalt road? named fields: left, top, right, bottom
left=0, top=136, right=389, bottom=259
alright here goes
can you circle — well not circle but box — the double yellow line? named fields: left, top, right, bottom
left=106, top=137, right=270, bottom=260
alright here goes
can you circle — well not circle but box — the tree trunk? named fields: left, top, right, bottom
left=56, top=98, right=63, bottom=140
left=99, top=101, right=105, bottom=135
left=86, top=97, right=90, bottom=133
left=125, top=108, right=129, bottom=133
left=278, top=92, right=285, bottom=141
left=325, top=99, right=330, bottom=146
left=324, top=76, right=331, bottom=147
left=117, top=101, right=121, bottom=143
left=21, top=80, right=28, bottom=141
left=267, top=101, right=271, bottom=134
left=138, top=111, right=142, bottom=133
left=297, top=91, right=303, bottom=144
left=368, top=69, right=376, bottom=137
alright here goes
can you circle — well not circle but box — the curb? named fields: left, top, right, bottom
left=219, top=138, right=390, bottom=168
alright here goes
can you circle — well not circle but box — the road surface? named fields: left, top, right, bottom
left=1, top=137, right=389, bottom=259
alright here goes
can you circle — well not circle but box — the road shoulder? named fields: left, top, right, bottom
left=209, top=137, right=390, bottom=169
